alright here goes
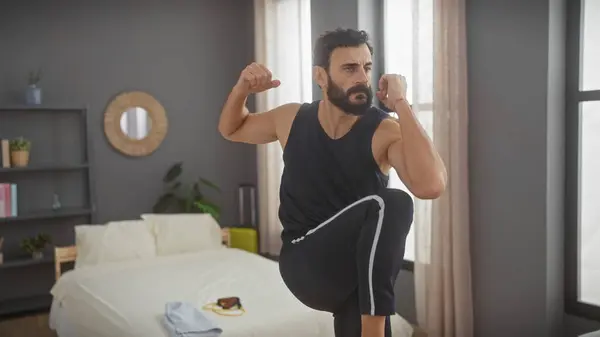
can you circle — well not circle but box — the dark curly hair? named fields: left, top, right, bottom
left=313, top=28, right=374, bottom=70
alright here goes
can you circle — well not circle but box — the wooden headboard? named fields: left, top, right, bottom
left=54, top=228, right=231, bottom=281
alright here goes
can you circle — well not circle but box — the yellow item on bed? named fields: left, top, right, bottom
left=228, top=227, right=258, bottom=253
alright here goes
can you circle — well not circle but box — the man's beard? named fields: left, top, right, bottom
left=326, top=75, right=373, bottom=116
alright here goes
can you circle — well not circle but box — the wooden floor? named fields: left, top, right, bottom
left=0, top=313, right=56, bottom=337
left=413, top=326, right=428, bottom=337
left=0, top=312, right=426, bottom=337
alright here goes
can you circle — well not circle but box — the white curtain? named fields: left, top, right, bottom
left=254, top=0, right=312, bottom=256
left=385, top=0, right=473, bottom=336
left=383, top=0, right=434, bottom=269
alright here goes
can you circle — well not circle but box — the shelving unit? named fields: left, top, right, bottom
left=0, top=207, right=93, bottom=224
left=0, top=163, right=89, bottom=173
left=0, top=105, right=96, bottom=317
left=1, top=256, right=54, bottom=269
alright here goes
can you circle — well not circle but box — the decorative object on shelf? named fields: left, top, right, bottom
left=0, top=183, right=18, bottom=218
left=25, top=68, right=43, bottom=106
left=52, top=193, right=62, bottom=210
left=0, top=236, right=4, bottom=265
left=1, top=139, right=10, bottom=168
left=237, top=184, right=257, bottom=227
left=20, top=233, right=52, bottom=260
left=104, top=90, right=168, bottom=157
left=9, top=136, right=31, bottom=167
left=152, top=162, right=221, bottom=220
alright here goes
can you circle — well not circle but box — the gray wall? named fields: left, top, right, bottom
left=468, top=0, right=565, bottom=335
left=0, top=0, right=257, bottom=228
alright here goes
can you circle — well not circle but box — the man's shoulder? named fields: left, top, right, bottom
left=272, top=101, right=313, bottom=137
left=377, top=118, right=400, bottom=133
left=368, top=104, right=394, bottom=120
left=272, top=102, right=303, bottom=114
left=274, top=100, right=318, bottom=114
left=373, top=108, right=401, bottom=143
left=274, top=100, right=320, bottom=120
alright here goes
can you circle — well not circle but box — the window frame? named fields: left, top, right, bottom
left=378, top=0, right=436, bottom=272
left=565, top=0, right=600, bottom=321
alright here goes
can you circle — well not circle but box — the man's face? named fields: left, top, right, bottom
left=324, top=44, right=373, bottom=116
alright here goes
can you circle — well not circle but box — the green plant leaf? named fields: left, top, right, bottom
left=169, top=181, right=182, bottom=191
left=20, top=233, right=51, bottom=254
left=184, top=186, right=197, bottom=212
left=9, top=137, right=31, bottom=151
left=153, top=193, right=180, bottom=213
left=191, top=182, right=204, bottom=200
left=196, top=198, right=220, bottom=212
left=155, top=162, right=221, bottom=217
left=198, top=177, right=220, bottom=192
left=194, top=199, right=221, bottom=219
left=163, top=162, right=183, bottom=183
left=193, top=201, right=220, bottom=220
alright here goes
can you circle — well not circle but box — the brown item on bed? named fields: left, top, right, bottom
left=217, top=296, right=242, bottom=310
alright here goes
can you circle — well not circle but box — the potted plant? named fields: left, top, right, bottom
left=20, top=233, right=52, bottom=260
left=25, top=68, right=43, bottom=105
left=152, top=162, right=222, bottom=220
left=9, top=137, right=31, bottom=167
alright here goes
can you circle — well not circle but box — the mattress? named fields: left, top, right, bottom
left=50, top=248, right=414, bottom=337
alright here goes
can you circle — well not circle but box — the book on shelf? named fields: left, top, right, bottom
left=0, top=183, right=18, bottom=218
left=1, top=139, right=9, bottom=168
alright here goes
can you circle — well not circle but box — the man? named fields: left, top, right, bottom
left=218, top=28, right=446, bottom=337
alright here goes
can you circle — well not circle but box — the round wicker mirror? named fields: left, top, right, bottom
left=104, top=91, right=168, bottom=157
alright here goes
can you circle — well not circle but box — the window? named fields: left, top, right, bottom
left=254, top=0, right=312, bottom=255
left=383, top=0, right=434, bottom=263
left=269, top=0, right=313, bottom=170
left=565, top=0, right=600, bottom=321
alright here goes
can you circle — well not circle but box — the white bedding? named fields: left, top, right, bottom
left=50, top=248, right=414, bottom=337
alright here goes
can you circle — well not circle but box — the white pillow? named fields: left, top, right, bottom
left=141, top=213, right=223, bottom=256
left=74, top=219, right=156, bottom=268
left=74, top=224, right=106, bottom=268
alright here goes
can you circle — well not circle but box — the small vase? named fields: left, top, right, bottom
left=25, top=85, right=42, bottom=106
left=32, top=251, right=43, bottom=260
left=11, top=151, right=29, bottom=167
left=52, top=194, right=62, bottom=210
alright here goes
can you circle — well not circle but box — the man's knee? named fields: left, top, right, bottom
left=378, top=188, right=414, bottom=220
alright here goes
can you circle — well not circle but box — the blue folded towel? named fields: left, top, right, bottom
left=163, top=302, right=223, bottom=337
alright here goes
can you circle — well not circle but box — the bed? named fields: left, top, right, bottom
left=49, top=214, right=415, bottom=337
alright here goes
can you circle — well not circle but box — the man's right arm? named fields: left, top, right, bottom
left=218, top=87, right=279, bottom=144
left=218, top=62, right=296, bottom=145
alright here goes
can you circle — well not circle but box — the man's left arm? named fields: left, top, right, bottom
left=386, top=98, right=447, bottom=199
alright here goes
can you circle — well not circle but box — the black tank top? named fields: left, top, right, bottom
left=278, top=100, right=390, bottom=240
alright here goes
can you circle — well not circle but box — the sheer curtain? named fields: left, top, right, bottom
left=384, top=0, right=435, bottom=265
left=254, top=0, right=312, bottom=256
left=425, top=0, right=473, bottom=335
left=384, top=0, right=473, bottom=336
